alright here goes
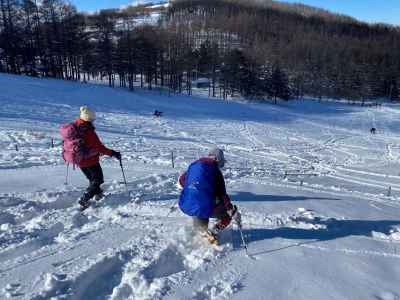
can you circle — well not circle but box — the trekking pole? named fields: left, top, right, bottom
left=166, top=201, right=178, bottom=218
left=237, top=221, right=249, bottom=256
left=158, top=200, right=178, bottom=228
left=64, top=163, right=69, bottom=185
left=119, top=158, right=128, bottom=187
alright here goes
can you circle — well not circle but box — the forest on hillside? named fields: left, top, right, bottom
left=0, top=0, right=399, bottom=102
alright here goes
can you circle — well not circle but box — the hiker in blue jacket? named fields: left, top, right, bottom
left=178, top=148, right=241, bottom=244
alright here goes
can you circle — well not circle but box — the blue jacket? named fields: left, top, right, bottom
left=179, top=158, right=231, bottom=219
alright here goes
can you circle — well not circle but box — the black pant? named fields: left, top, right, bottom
left=80, top=162, right=104, bottom=201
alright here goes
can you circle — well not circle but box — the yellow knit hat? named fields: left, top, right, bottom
left=80, top=106, right=96, bottom=122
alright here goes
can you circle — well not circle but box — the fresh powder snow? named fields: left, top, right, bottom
left=0, top=73, right=399, bottom=299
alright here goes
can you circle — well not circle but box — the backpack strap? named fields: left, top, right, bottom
left=72, top=122, right=84, bottom=137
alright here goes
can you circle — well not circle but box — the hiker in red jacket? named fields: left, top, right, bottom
left=73, top=106, right=121, bottom=208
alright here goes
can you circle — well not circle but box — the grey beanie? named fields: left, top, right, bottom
left=208, top=147, right=226, bottom=168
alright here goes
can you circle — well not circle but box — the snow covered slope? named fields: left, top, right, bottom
left=0, top=73, right=400, bottom=300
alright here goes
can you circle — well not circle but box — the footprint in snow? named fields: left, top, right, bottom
left=71, top=210, right=90, bottom=228
left=375, top=291, right=399, bottom=300
left=2, top=283, right=24, bottom=298
left=192, top=277, right=242, bottom=300
left=142, top=247, right=186, bottom=280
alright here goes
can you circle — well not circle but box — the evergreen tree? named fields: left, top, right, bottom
left=270, top=65, right=290, bottom=103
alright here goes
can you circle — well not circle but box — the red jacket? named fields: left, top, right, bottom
left=74, top=118, right=113, bottom=168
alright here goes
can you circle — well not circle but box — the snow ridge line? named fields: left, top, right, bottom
left=302, top=244, right=400, bottom=259
left=240, top=177, right=400, bottom=207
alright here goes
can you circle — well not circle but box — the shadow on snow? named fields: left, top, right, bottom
left=239, top=218, right=400, bottom=256
left=232, top=191, right=340, bottom=202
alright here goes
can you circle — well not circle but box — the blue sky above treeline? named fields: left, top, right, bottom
left=70, top=0, right=400, bottom=26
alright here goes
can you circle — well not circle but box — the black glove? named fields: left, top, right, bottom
left=227, top=205, right=238, bottom=218
left=228, top=205, right=242, bottom=226
left=111, top=150, right=121, bottom=160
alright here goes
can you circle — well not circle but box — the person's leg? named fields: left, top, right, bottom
left=81, top=166, right=92, bottom=182
left=211, top=203, right=232, bottom=233
left=193, top=217, right=220, bottom=244
left=80, top=163, right=104, bottom=202
left=193, top=217, right=209, bottom=232
left=87, top=163, right=104, bottom=198
left=80, top=166, right=94, bottom=203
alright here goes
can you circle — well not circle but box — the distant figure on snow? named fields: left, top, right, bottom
left=60, top=106, right=121, bottom=210
left=370, top=127, right=377, bottom=134
left=178, top=148, right=241, bottom=245
left=153, top=110, right=163, bottom=117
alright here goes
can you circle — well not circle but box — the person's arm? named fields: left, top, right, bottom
left=179, top=172, right=187, bottom=188
left=86, top=130, right=113, bottom=156
left=215, top=170, right=233, bottom=211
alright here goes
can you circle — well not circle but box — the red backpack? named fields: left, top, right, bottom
left=60, top=123, right=95, bottom=166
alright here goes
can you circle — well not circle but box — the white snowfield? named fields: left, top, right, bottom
left=0, top=73, right=400, bottom=300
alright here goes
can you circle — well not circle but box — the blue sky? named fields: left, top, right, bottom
left=71, top=0, right=135, bottom=11
left=281, top=0, right=400, bottom=25
left=71, top=0, right=400, bottom=25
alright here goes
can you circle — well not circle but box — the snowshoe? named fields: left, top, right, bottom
left=204, top=230, right=219, bottom=246
left=191, top=228, right=224, bottom=251
left=94, top=192, right=105, bottom=201
left=79, top=199, right=90, bottom=212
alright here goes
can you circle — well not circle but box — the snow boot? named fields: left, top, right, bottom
left=204, top=230, right=219, bottom=245
left=94, top=191, right=105, bottom=201
left=79, top=193, right=91, bottom=211
left=79, top=200, right=90, bottom=211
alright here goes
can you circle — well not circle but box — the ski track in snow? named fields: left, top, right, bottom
left=1, top=74, right=400, bottom=299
